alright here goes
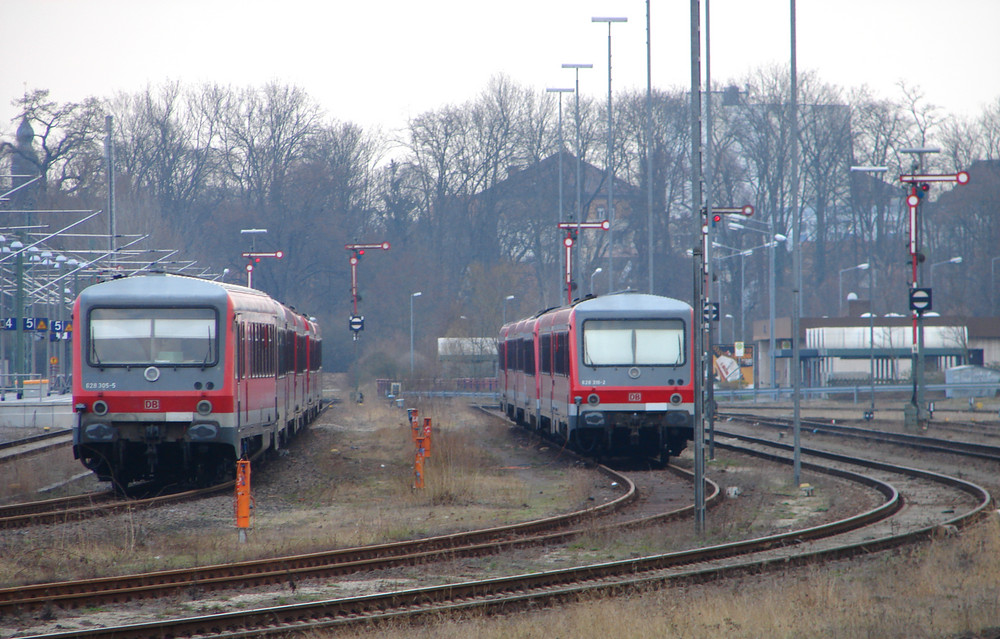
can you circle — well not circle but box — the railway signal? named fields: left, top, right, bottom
left=898, top=162, right=970, bottom=430
left=345, top=241, right=390, bottom=340
left=241, top=250, right=284, bottom=288
left=557, top=220, right=609, bottom=304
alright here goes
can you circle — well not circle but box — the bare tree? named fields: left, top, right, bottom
left=6, top=89, right=105, bottom=196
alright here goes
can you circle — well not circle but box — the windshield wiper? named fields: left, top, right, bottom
left=90, top=339, right=104, bottom=369
left=201, top=327, right=213, bottom=370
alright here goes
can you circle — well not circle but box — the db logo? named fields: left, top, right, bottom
left=144, top=399, right=160, bottom=410
left=628, top=393, right=642, bottom=402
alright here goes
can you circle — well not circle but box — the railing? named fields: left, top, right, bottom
left=714, top=381, right=999, bottom=404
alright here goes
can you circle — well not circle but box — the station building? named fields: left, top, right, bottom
left=752, top=300, right=1000, bottom=389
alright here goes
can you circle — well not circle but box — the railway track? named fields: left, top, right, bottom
left=719, top=411, right=1000, bottom=462
left=0, top=463, right=681, bottom=615
left=6, top=404, right=994, bottom=638
left=0, top=482, right=238, bottom=530
left=9, top=430, right=987, bottom=639
left=0, top=429, right=72, bottom=463
left=0, top=403, right=338, bottom=530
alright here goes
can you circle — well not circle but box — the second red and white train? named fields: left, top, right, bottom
left=498, top=292, right=695, bottom=463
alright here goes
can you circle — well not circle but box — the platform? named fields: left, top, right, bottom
left=0, top=392, right=74, bottom=429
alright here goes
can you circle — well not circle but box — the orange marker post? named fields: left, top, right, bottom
left=413, top=448, right=425, bottom=489
left=421, top=418, right=432, bottom=458
left=409, top=409, right=420, bottom=442
left=235, top=458, right=252, bottom=542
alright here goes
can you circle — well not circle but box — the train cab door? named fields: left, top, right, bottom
left=282, top=325, right=291, bottom=429
left=235, top=316, right=245, bottom=427
left=540, top=331, right=555, bottom=434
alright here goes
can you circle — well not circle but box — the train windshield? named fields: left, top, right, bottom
left=582, top=319, right=685, bottom=367
left=88, top=308, right=217, bottom=366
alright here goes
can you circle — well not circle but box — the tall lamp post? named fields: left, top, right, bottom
left=590, top=267, right=603, bottom=295
left=546, top=87, right=574, bottom=227
left=838, top=263, right=870, bottom=315
left=929, top=256, right=962, bottom=290
left=561, top=63, right=592, bottom=260
left=503, top=294, right=515, bottom=325
left=592, top=16, right=627, bottom=288
left=724, top=313, right=735, bottom=344
left=410, top=291, right=422, bottom=375
left=992, top=256, right=1000, bottom=316
left=547, top=86, right=574, bottom=300
left=851, top=164, right=888, bottom=421
left=561, top=63, right=593, bottom=295
left=738, top=249, right=753, bottom=342
left=728, top=220, right=786, bottom=392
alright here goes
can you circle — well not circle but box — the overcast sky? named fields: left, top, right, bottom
left=2, top=0, right=999, bottom=136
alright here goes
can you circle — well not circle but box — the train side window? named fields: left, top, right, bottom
left=555, top=332, right=569, bottom=375
left=540, top=334, right=552, bottom=374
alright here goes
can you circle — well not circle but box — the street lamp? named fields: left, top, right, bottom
left=590, top=267, right=603, bottom=295
left=561, top=62, right=593, bottom=287
left=738, top=249, right=753, bottom=342
left=503, top=294, right=515, bottom=325
left=992, top=256, right=1000, bottom=315
left=410, top=292, right=422, bottom=375
left=851, top=164, right=888, bottom=420
left=546, top=87, right=573, bottom=225
left=838, top=262, right=870, bottom=315
left=727, top=219, right=786, bottom=391
left=592, top=16, right=627, bottom=287
left=547, top=86, right=574, bottom=300
left=929, top=256, right=963, bottom=290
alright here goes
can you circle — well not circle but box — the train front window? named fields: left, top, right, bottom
left=89, top=308, right=217, bottom=366
left=582, top=319, right=685, bottom=367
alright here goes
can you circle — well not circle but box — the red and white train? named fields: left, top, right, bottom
left=498, top=292, right=695, bottom=463
left=72, top=273, right=322, bottom=489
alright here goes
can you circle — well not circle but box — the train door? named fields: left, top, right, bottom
left=539, top=330, right=554, bottom=433
left=282, top=325, right=291, bottom=430
left=235, top=317, right=246, bottom=427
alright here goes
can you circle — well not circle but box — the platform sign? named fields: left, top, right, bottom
left=0, top=318, right=13, bottom=331
left=23, top=317, right=48, bottom=331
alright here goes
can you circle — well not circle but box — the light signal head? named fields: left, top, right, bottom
left=357, top=249, right=365, bottom=257
left=712, top=214, right=722, bottom=227
left=917, top=183, right=930, bottom=198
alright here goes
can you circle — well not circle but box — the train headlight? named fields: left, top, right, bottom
left=144, top=366, right=160, bottom=382
left=93, top=400, right=109, bottom=415
left=587, top=393, right=600, bottom=406
left=196, top=399, right=213, bottom=416
left=84, top=422, right=115, bottom=442
left=670, top=393, right=683, bottom=405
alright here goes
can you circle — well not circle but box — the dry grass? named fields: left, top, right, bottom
left=311, top=516, right=1000, bottom=639
left=0, top=446, right=88, bottom=503
left=0, top=384, right=593, bottom=584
